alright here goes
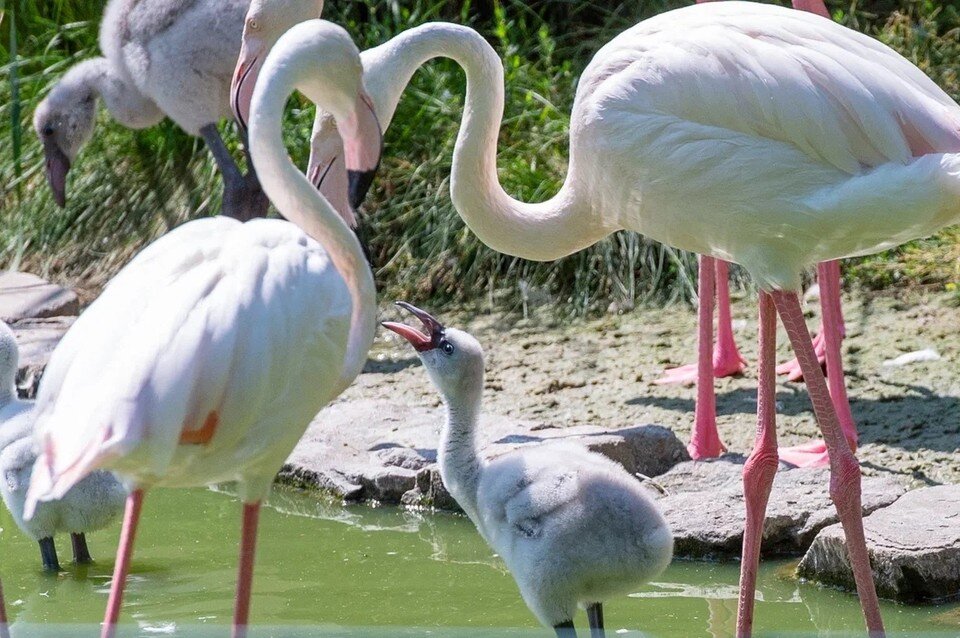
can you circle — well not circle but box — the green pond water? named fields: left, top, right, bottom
left=1, top=486, right=958, bottom=637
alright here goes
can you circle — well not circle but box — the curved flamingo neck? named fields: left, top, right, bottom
left=366, top=23, right=605, bottom=261
left=58, top=59, right=162, bottom=129
left=248, top=53, right=376, bottom=388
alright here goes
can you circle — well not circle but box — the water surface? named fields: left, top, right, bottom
left=2, top=486, right=957, bottom=636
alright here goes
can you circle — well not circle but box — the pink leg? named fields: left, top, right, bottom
left=102, top=489, right=145, bottom=638
left=714, top=260, right=748, bottom=377
left=0, top=577, right=9, bottom=638
left=687, top=256, right=726, bottom=459
left=736, top=292, right=779, bottom=638
left=771, top=291, right=885, bottom=637
left=657, top=259, right=746, bottom=385
left=779, top=261, right=856, bottom=467
left=232, top=501, right=262, bottom=638
left=776, top=330, right=827, bottom=382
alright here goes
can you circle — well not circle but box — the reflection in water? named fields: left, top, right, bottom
left=1, top=486, right=958, bottom=637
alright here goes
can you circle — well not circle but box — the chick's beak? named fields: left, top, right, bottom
left=381, top=301, right=444, bottom=352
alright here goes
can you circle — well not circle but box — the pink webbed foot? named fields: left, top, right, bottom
left=778, top=439, right=829, bottom=468
left=656, top=348, right=747, bottom=386
left=777, top=330, right=827, bottom=381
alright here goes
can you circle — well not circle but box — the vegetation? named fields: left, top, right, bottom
left=1, top=0, right=958, bottom=312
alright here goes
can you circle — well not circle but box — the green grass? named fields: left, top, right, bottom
left=0, top=0, right=958, bottom=311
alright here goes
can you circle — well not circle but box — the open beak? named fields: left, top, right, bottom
left=231, top=37, right=265, bottom=131
left=42, top=139, right=70, bottom=208
left=339, top=90, right=383, bottom=210
left=381, top=301, right=444, bottom=352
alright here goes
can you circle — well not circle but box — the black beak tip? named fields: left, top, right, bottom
left=347, top=168, right=378, bottom=211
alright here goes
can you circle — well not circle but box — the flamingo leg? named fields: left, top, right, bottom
left=39, top=537, right=61, bottom=572
left=656, top=259, right=746, bottom=385
left=102, top=489, right=145, bottom=638
left=232, top=501, right=262, bottom=638
left=778, top=261, right=856, bottom=467
left=586, top=602, right=605, bottom=638
left=771, top=291, right=884, bottom=637
left=688, top=256, right=726, bottom=459
left=72, top=532, right=93, bottom=565
left=554, top=620, right=577, bottom=638
left=714, top=260, right=748, bottom=377
left=199, top=124, right=267, bottom=222
left=0, top=577, right=10, bottom=638
left=736, top=292, right=778, bottom=637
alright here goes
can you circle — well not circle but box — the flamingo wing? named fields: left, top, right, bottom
left=579, top=1, right=960, bottom=174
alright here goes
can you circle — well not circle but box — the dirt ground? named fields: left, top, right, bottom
left=349, top=288, right=960, bottom=488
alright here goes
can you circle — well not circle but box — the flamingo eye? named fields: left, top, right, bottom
left=247, top=17, right=260, bottom=31
left=440, top=340, right=455, bottom=355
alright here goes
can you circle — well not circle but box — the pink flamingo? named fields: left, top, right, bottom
left=657, top=0, right=856, bottom=468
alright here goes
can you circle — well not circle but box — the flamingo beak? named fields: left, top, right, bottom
left=41, top=138, right=70, bottom=208
left=231, top=37, right=265, bottom=132
left=381, top=301, right=445, bottom=352
left=339, top=90, right=383, bottom=210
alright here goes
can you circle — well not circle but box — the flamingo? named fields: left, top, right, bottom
left=655, top=0, right=856, bottom=467
left=0, top=321, right=127, bottom=572
left=33, top=0, right=323, bottom=221
left=383, top=302, right=673, bottom=638
left=313, top=4, right=960, bottom=635
left=24, top=20, right=380, bottom=638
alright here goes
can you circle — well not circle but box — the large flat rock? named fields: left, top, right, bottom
left=0, top=271, right=78, bottom=322
left=653, top=458, right=906, bottom=559
left=10, top=317, right=74, bottom=399
left=280, top=398, right=689, bottom=508
left=798, top=485, right=960, bottom=602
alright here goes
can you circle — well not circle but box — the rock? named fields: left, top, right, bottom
left=653, top=458, right=906, bottom=559
left=0, top=272, right=78, bottom=322
left=798, top=485, right=960, bottom=602
left=281, top=398, right=689, bottom=507
left=10, top=317, right=74, bottom=399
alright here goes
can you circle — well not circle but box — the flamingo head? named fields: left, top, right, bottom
left=382, top=302, right=484, bottom=404
left=34, top=81, right=97, bottom=208
left=231, top=0, right=325, bottom=132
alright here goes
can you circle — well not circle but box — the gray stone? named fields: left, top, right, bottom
left=653, top=458, right=906, bottom=559
left=798, top=485, right=960, bottom=602
left=281, top=398, right=689, bottom=507
left=0, top=272, right=78, bottom=322
left=10, top=316, right=74, bottom=399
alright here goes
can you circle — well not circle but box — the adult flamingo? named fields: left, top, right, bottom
left=309, top=4, right=960, bottom=635
left=25, top=20, right=380, bottom=638
left=33, top=0, right=323, bottom=220
left=658, top=0, right=855, bottom=467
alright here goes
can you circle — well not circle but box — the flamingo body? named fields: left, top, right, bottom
left=571, top=2, right=960, bottom=289
left=27, top=217, right=356, bottom=504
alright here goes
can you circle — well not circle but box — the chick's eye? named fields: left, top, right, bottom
left=441, top=341, right=455, bottom=355
left=42, top=126, right=54, bottom=136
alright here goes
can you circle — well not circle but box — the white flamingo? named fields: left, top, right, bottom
left=25, top=20, right=380, bottom=638
left=310, top=4, right=960, bottom=635
left=0, top=321, right=126, bottom=572
left=383, top=302, right=673, bottom=638
left=33, top=0, right=323, bottom=220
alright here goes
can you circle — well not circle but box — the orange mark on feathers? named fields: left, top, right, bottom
left=179, top=411, right=219, bottom=445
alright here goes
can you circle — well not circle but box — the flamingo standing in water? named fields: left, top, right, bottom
left=33, top=0, right=323, bottom=220
left=312, top=4, right=960, bottom=634
left=25, top=20, right=380, bottom=638
left=657, top=0, right=853, bottom=468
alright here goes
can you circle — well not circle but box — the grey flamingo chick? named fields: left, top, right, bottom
left=383, top=303, right=673, bottom=638
left=33, top=0, right=322, bottom=220
left=0, top=321, right=126, bottom=571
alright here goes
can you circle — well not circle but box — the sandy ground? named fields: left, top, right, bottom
left=348, top=289, right=960, bottom=488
